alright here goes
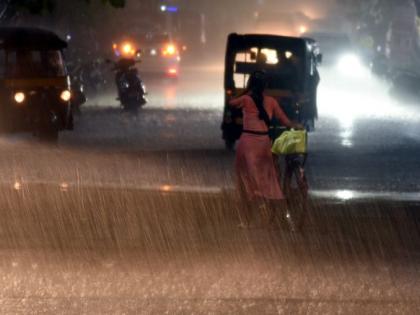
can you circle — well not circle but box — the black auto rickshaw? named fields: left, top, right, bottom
left=0, top=27, right=73, bottom=142
left=222, top=33, right=320, bottom=149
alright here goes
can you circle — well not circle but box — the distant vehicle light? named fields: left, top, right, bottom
left=122, top=43, right=133, bottom=55
left=150, top=49, right=157, bottom=56
left=14, top=92, right=25, bottom=104
left=115, top=41, right=138, bottom=57
left=285, top=51, right=293, bottom=59
left=60, top=90, right=72, bottom=102
left=163, top=44, right=177, bottom=56
left=160, top=5, right=167, bottom=12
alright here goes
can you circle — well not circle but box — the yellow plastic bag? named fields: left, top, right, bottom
left=272, top=130, right=307, bottom=155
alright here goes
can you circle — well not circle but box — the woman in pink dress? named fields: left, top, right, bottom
left=229, top=71, right=302, bottom=227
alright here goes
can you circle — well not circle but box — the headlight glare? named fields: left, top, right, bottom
left=60, top=90, right=72, bottom=102
left=14, top=92, right=25, bottom=104
left=338, top=54, right=366, bottom=76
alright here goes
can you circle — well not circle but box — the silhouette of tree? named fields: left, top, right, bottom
left=0, top=0, right=125, bottom=20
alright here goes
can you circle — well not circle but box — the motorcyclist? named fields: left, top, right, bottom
left=111, top=56, right=147, bottom=111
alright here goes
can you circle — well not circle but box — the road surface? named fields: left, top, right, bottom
left=0, top=66, right=420, bottom=314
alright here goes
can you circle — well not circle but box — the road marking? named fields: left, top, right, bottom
left=311, top=189, right=420, bottom=202
left=2, top=180, right=420, bottom=202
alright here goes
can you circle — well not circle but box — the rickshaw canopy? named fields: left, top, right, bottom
left=0, top=27, right=67, bottom=50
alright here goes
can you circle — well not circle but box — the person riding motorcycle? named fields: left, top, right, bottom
left=110, top=41, right=147, bottom=112
left=113, top=57, right=147, bottom=112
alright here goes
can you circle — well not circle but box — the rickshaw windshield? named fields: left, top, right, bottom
left=0, top=49, right=66, bottom=78
left=225, top=35, right=307, bottom=93
left=231, top=45, right=305, bottom=91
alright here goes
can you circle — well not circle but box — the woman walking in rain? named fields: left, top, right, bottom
left=229, top=71, right=303, bottom=228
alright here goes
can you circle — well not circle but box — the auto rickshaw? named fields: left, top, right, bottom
left=0, top=27, right=73, bottom=142
left=222, top=33, right=320, bottom=149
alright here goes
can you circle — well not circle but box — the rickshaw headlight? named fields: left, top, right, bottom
left=14, top=92, right=26, bottom=104
left=60, top=90, right=72, bottom=102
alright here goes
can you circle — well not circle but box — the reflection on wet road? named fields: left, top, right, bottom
left=308, top=69, right=420, bottom=196
left=7, top=67, right=413, bottom=201
left=1, top=183, right=420, bottom=313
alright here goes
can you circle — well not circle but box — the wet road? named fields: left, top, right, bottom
left=1, top=66, right=420, bottom=313
left=45, top=66, right=420, bottom=197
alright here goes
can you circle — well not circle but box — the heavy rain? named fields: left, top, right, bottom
left=0, top=0, right=420, bottom=314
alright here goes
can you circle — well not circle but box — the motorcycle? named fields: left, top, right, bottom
left=108, top=57, right=147, bottom=112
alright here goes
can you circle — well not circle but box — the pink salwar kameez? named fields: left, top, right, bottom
left=229, top=95, right=293, bottom=201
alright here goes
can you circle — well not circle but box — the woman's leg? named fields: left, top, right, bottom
left=237, top=196, right=268, bottom=228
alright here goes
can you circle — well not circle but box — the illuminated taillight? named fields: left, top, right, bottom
left=168, top=68, right=178, bottom=75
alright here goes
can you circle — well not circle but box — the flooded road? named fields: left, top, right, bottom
left=1, top=66, right=420, bottom=313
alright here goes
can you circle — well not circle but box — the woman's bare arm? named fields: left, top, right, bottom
left=272, top=99, right=304, bottom=130
left=228, top=95, right=246, bottom=108
left=272, top=99, right=292, bottom=127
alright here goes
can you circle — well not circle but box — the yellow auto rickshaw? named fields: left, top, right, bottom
left=222, top=33, right=320, bottom=149
left=0, top=27, right=73, bottom=142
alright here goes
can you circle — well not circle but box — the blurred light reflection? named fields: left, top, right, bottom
left=161, top=185, right=172, bottom=192
left=336, top=190, right=354, bottom=200
left=60, top=182, right=69, bottom=192
left=318, top=68, right=420, bottom=126
left=341, top=139, right=353, bottom=147
left=14, top=181, right=22, bottom=191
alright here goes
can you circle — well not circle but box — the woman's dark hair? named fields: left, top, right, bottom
left=247, top=71, right=270, bottom=127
